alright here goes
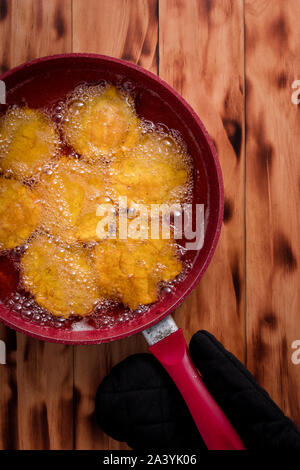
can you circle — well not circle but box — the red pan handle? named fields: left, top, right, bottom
left=149, top=328, right=246, bottom=450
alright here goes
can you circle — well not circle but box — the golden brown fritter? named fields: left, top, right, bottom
left=93, top=237, right=182, bottom=310
left=0, top=178, right=40, bottom=250
left=62, top=85, right=140, bottom=160
left=21, top=236, right=101, bottom=317
left=36, top=156, right=108, bottom=243
left=0, top=85, right=190, bottom=318
left=109, top=132, right=191, bottom=208
left=0, top=107, right=59, bottom=180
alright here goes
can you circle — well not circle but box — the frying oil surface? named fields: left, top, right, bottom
left=0, top=81, right=194, bottom=329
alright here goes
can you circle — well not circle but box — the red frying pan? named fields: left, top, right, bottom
left=0, top=54, right=245, bottom=450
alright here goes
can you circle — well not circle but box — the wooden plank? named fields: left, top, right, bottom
left=159, top=0, right=245, bottom=359
left=0, top=326, right=18, bottom=449
left=72, top=0, right=158, bottom=450
left=0, top=0, right=12, bottom=74
left=72, top=0, right=158, bottom=71
left=0, top=0, right=73, bottom=450
left=16, top=339, right=74, bottom=450
left=0, top=0, right=17, bottom=451
left=245, top=0, right=300, bottom=425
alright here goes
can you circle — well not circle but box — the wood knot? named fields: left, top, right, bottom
left=274, top=233, right=297, bottom=273
left=222, top=118, right=242, bottom=162
left=223, top=198, right=233, bottom=224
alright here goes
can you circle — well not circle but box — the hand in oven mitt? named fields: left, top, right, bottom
left=95, top=330, right=300, bottom=450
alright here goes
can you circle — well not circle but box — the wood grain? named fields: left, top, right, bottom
left=0, top=0, right=73, bottom=450
left=245, top=0, right=300, bottom=425
left=0, top=325, right=18, bottom=449
left=72, top=0, right=158, bottom=450
left=1, top=0, right=300, bottom=450
left=0, top=0, right=12, bottom=74
left=16, top=338, right=73, bottom=450
left=159, top=0, right=245, bottom=360
left=72, top=0, right=158, bottom=72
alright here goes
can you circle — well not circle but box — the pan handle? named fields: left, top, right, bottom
left=149, top=328, right=246, bottom=450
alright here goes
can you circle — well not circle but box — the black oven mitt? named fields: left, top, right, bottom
left=95, top=330, right=300, bottom=450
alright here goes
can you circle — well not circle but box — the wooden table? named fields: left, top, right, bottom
left=0, top=0, right=299, bottom=450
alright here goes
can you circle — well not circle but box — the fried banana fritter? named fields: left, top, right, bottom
left=0, top=107, right=59, bottom=180
left=62, top=85, right=140, bottom=160
left=21, top=236, right=101, bottom=317
left=0, top=178, right=40, bottom=250
left=109, top=132, right=191, bottom=207
left=0, top=84, right=191, bottom=319
left=36, top=156, right=107, bottom=242
left=93, top=237, right=182, bottom=310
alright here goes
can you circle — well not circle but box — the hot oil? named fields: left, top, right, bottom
left=0, top=80, right=197, bottom=330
